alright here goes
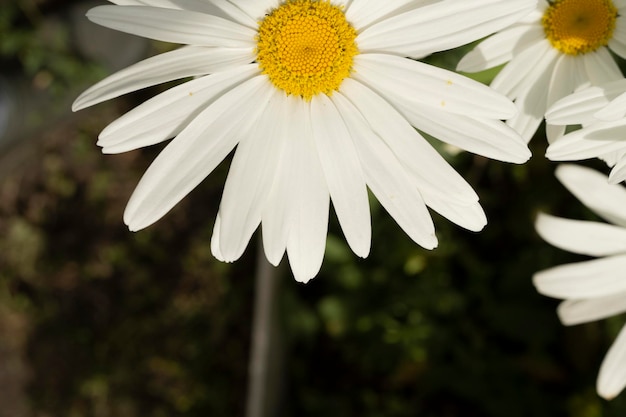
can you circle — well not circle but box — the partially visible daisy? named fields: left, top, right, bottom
left=546, top=79, right=626, bottom=183
left=533, top=164, right=626, bottom=400
left=458, top=0, right=626, bottom=143
left=73, top=0, right=534, bottom=282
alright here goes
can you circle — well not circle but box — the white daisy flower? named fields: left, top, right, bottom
left=533, top=164, right=626, bottom=400
left=458, top=0, right=626, bottom=143
left=73, top=0, right=533, bottom=283
left=545, top=79, right=626, bottom=184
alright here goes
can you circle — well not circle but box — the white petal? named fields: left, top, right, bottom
left=117, top=0, right=258, bottom=28
left=86, top=5, right=256, bottom=47
left=533, top=254, right=626, bottom=299
left=457, top=25, right=543, bottom=73
left=595, top=91, right=626, bottom=122
left=394, top=101, right=531, bottom=163
left=608, top=15, right=626, bottom=59
left=217, top=90, right=290, bottom=262
left=491, top=40, right=556, bottom=99
left=354, top=54, right=516, bottom=119
left=339, top=78, right=479, bottom=205
left=547, top=55, right=586, bottom=111
left=546, top=80, right=626, bottom=126
left=555, top=164, right=626, bottom=227
left=286, top=101, right=330, bottom=283
left=535, top=213, right=626, bottom=256
left=261, top=97, right=302, bottom=266
left=582, top=48, right=624, bottom=86
left=558, top=295, right=626, bottom=326
left=73, top=46, right=254, bottom=111
left=609, top=157, right=626, bottom=184
left=345, top=0, right=422, bottom=30
left=357, top=0, right=537, bottom=58
left=310, top=94, right=371, bottom=258
left=330, top=91, right=438, bottom=249
left=229, top=0, right=278, bottom=21
left=210, top=215, right=225, bottom=262
left=420, top=193, right=487, bottom=232
left=546, top=121, right=626, bottom=162
left=503, top=48, right=558, bottom=142
left=123, top=75, right=272, bottom=231
left=598, top=324, right=626, bottom=400
left=98, top=64, right=259, bottom=153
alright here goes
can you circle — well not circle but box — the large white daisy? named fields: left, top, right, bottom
left=458, top=0, right=626, bottom=143
left=534, top=164, right=626, bottom=400
left=73, top=0, right=533, bottom=282
left=546, top=79, right=626, bottom=184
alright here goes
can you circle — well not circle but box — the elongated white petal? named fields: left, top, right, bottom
left=598, top=324, right=626, bottom=399
left=311, top=94, right=371, bottom=258
left=583, top=48, right=624, bottom=86
left=421, top=192, right=487, bottom=232
left=110, top=0, right=249, bottom=25
left=504, top=49, right=558, bottom=142
left=558, top=295, right=626, bottom=325
left=354, top=54, right=516, bottom=119
left=555, top=164, right=626, bottom=227
left=595, top=91, right=626, bottom=122
left=609, top=157, right=626, bottom=184
left=547, top=55, right=586, bottom=112
left=394, top=101, right=530, bottom=163
left=87, top=5, right=256, bottom=47
left=123, top=76, right=271, bottom=231
left=345, top=0, right=420, bottom=30
left=357, top=0, right=536, bottom=58
left=217, top=90, right=288, bottom=262
left=546, top=122, right=626, bottom=161
left=229, top=0, right=278, bottom=21
left=491, top=40, right=555, bottom=99
left=98, top=65, right=259, bottom=153
left=536, top=213, right=626, bottom=256
left=73, top=46, right=254, bottom=111
left=210, top=215, right=225, bottom=262
left=608, top=15, right=626, bottom=59
left=533, top=254, right=626, bottom=299
left=330, top=91, right=437, bottom=249
left=340, top=78, right=479, bottom=205
left=286, top=101, right=330, bottom=283
left=457, top=25, right=542, bottom=72
left=546, top=80, right=626, bottom=125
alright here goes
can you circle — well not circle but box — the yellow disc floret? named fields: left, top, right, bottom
left=542, top=0, right=617, bottom=55
left=256, top=0, right=358, bottom=100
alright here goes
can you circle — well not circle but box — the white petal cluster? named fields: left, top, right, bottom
left=546, top=80, right=626, bottom=184
left=533, top=164, right=626, bottom=400
left=74, top=0, right=534, bottom=283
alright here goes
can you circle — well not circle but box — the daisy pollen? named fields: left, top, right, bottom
left=256, top=0, right=357, bottom=99
left=542, top=0, right=617, bottom=55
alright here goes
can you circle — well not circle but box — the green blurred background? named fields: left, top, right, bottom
left=1, top=1, right=626, bottom=416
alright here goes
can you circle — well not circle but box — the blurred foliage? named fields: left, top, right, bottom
left=1, top=2, right=626, bottom=417
left=0, top=0, right=105, bottom=95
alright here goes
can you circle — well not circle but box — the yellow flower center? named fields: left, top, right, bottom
left=256, top=0, right=358, bottom=100
left=542, top=0, right=617, bottom=55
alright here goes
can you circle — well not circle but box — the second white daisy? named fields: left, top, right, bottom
left=458, top=0, right=626, bottom=143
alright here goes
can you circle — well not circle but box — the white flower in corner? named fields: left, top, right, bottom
left=73, top=0, right=533, bottom=282
left=534, top=164, right=626, bottom=399
left=458, top=0, right=626, bottom=143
